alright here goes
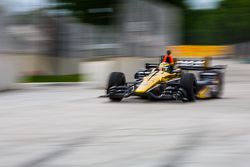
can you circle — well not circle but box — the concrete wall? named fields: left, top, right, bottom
left=0, top=54, right=55, bottom=77
left=80, top=57, right=159, bottom=88
left=53, top=57, right=83, bottom=75
left=0, top=55, right=18, bottom=89
left=0, top=54, right=82, bottom=90
left=0, top=54, right=53, bottom=90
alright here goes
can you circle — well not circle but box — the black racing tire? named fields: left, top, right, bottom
left=107, top=72, right=126, bottom=101
left=180, top=73, right=197, bottom=102
left=211, top=72, right=224, bottom=98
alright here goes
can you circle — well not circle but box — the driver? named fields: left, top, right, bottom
left=162, top=50, right=174, bottom=65
left=162, top=50, right=174, bottom=72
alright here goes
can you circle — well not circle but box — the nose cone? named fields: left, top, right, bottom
left=135, top=77, right=159, bottom=94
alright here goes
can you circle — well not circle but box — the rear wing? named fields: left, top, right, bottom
left=176, top=57, right=227, bottom=71
left=145, top=57, right=227, bottom=70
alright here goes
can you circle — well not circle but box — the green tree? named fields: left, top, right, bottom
left=185, top=9, right=222, bottom=44
left=184, top=0, right=250, bottom=44
left=160, top=0, right=187, bottom=8
left=54, top=0, right=117, bottom=25
left=54, top=0, right=187, bottom=25
left=219, top=0, right=250, bottom=43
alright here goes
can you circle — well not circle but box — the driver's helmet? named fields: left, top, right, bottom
left=166, top=50, right=171, bottom=55
left=159, top=62, right=171, bottom=72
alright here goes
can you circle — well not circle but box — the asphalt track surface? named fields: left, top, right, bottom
left=1, top=59, right=250, bottom=167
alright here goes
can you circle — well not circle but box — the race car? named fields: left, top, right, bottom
left=104, top=57, right=226, bottom=102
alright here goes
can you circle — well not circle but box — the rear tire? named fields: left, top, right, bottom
left=211, top=72, right=224, bottom=98
left=180, top=73, right=196, bottom=102
left=107, top=72, right=126, bottom=101
left=200, top=71, right=224, bottom=98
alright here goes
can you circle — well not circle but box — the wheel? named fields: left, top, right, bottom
left=107, top=72, right=126, bottom=101
left=180, top=73, right=196, bottom=101
left=211, top=72, right=224, bottom=98
left=200, top=71, right=224, bottom=98
left=107, top=72, right=126, bottom=91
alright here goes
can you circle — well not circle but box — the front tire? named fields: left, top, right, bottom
left=180, top=73, right=196, bottom=102
left=107, top=72, right=126, bottom=101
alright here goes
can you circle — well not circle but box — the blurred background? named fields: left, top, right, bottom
left=0, top=0, right=249, bottom=88
left=1, top=1, right=250, bottom=167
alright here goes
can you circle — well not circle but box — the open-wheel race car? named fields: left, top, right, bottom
left=104, top=57, right=226, bottom=102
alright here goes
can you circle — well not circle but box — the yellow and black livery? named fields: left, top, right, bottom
left=105, top=57, right=226, bottom=102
